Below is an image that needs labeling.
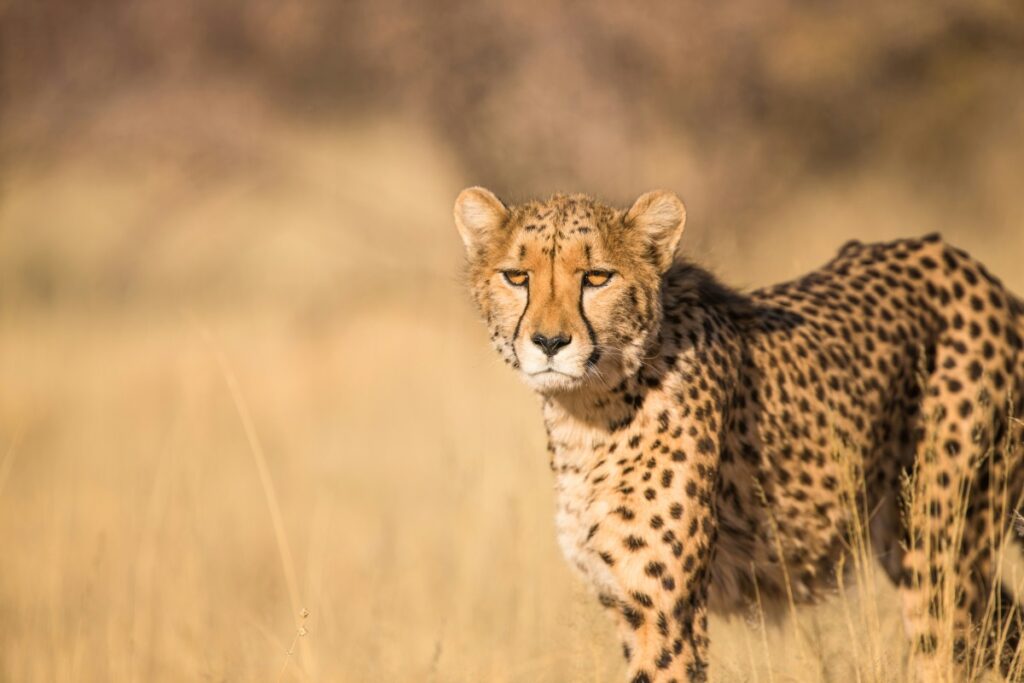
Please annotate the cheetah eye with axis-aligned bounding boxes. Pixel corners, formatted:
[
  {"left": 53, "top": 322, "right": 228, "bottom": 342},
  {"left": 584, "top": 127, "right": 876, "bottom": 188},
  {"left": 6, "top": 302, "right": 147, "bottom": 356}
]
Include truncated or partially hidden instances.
[
  {"left": 503, "top": 270, "right": 529, "bottom": 287},
  {"left": 583, "top": 270, "right": 614, "bottom": 288}
]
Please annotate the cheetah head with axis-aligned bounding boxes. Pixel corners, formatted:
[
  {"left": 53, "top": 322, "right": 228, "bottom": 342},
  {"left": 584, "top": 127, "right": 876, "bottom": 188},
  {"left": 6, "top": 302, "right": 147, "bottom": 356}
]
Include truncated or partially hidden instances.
[{"left": 454, "top": 188, "right": 686, "bottom": 394}]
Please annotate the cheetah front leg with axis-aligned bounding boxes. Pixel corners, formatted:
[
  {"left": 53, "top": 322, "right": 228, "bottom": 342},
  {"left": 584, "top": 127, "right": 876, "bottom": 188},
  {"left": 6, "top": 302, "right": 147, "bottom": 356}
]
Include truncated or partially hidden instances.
[
  {"left": 599, "top": 454, "right": 719, "bottom": 682},
  {"left": 606, "top": 531, "right": 715, "bottom": 683}
]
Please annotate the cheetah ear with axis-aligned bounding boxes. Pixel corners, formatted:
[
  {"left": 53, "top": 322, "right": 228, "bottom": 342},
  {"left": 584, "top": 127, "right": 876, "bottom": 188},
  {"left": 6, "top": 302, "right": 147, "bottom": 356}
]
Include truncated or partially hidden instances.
[
  {"left": 454, "top": 187, "right": 509, "bottom": 256},
  {"left": 625, "top": 190, "right": 687, "bottom": 272}
]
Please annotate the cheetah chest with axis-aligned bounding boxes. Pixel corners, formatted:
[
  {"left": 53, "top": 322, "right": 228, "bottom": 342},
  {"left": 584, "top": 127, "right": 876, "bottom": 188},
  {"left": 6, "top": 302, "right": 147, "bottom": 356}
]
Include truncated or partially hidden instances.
[{"left": 552, "top": 464, "right": 620, "bottom": 597}]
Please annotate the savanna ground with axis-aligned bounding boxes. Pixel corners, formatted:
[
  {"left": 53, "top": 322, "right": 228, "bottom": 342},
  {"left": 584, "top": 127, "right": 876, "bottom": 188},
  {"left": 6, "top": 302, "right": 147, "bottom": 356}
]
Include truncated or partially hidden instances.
[
  {"left": 2, "top": 97, "right": 1024, "bottom": 682},
  {"left": 3, "top": 3, "right": 1024, "bottom": 680}
]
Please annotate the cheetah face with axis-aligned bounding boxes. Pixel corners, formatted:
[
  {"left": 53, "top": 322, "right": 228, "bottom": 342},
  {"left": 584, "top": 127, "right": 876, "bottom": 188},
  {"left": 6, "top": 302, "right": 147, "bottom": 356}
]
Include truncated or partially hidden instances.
[{"left": 454, "top": 188, "right": 686, "bottom": 394}]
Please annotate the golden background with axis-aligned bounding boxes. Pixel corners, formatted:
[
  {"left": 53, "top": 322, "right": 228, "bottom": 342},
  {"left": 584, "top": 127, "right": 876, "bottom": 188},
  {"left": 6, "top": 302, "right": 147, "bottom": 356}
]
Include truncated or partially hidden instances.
[{"left": 2, "top": 2, "right": 1024, "bottom": 680}]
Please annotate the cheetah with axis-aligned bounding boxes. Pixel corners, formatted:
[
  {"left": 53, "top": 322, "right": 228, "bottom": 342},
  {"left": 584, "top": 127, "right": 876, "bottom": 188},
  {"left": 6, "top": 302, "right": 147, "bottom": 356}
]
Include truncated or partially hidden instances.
[{"left": 453, "top": 187, "right": 1024, "bottom": 682}]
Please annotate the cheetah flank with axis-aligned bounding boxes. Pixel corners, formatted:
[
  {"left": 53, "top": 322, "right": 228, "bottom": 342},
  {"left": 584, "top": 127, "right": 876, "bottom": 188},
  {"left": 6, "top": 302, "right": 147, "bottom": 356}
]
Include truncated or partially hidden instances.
[{"left": 453, "top": 188, "right": 1024, "bottom": 682}]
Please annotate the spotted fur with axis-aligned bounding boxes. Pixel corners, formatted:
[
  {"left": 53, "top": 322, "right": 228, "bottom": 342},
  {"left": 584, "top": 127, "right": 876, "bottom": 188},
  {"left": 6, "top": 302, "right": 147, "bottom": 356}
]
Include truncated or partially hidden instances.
[{"left": 454, "top": 188, "right": 1024, "bottom": 682}]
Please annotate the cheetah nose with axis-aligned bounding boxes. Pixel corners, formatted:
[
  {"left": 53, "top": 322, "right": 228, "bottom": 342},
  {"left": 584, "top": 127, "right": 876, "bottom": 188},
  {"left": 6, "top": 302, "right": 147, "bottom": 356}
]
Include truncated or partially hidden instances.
[{"left": 531, "top": 332, "right": 572, "bottom": 357}]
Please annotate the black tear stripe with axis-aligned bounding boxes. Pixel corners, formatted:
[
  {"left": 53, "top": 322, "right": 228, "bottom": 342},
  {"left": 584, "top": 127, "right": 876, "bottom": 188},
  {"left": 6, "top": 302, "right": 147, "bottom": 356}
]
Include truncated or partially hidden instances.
[
  {"left": 579, "top": 284, "right": 601, "bottom": 367},
  {"left": 511, "top": 281, "right": 531, "bottom": 367}
]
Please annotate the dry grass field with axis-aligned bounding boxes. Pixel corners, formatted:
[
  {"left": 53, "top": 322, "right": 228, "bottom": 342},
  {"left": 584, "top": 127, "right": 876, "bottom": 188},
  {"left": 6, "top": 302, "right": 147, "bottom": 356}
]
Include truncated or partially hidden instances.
[
  {"left": 3, "top": 3, "right": 1024, "bottom": 679},
  {"left": 1, "top": 98, "right": 1023, "bottom": 681}
]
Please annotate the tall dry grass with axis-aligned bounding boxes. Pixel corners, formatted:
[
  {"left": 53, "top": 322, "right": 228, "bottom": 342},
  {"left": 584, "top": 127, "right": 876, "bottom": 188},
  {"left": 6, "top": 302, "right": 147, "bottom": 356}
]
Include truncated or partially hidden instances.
[{"left": 1, "top": 106, "right": 1024, "bottom": 681}]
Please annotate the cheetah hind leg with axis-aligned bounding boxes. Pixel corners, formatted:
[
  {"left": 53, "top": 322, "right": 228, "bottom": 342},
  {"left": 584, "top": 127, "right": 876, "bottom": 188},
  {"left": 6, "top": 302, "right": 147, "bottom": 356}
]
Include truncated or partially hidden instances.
[
  {"left": 903, "top": 513, "right": 1024, "bottom": 677},
  {"left": 896, "top": 501, "right": 1024, "bottom": 681},
  {"left": 894, "top": 369, "right": 1024, "bottom": 679},
  {"left": 982, "top": 370, "right": 1024, "bottom": 677},
  {"left": 954, "top": 516, "right": 1024, "bottom": 680},
  {"left": 984, "top": 584, "right": 1024, "bottom": 679}
]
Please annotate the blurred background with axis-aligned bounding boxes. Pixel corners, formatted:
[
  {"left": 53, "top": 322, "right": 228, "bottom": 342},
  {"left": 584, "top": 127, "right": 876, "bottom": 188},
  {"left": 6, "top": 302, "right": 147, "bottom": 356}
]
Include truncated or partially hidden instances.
[{"left": 2, "top": 2, "right": 1024, "bottom": 681}]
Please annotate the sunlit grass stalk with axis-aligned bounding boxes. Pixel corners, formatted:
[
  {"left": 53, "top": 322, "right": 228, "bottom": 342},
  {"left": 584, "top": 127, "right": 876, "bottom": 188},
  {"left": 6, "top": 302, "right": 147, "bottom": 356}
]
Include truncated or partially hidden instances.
[
  {"left": 750, "top": 566, "right": 776, "bottom": 683},
  {"left": 0, "top": 426, "right": 24, "bottom": 500},
  {"left": 195, "top": 319, "right": 312, "bottom": 678},
  {"left": 834, "top": 555, "right": 864, "bottom": 683},
  {"left": 830, "top": 436, "right": 886, "bottom": 682}
]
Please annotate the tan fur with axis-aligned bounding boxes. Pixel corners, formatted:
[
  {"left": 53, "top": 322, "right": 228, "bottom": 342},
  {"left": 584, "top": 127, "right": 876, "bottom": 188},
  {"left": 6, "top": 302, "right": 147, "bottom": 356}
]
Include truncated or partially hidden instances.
[{"left": 455, "top": 190, "right": 1024, "bottom": 682}]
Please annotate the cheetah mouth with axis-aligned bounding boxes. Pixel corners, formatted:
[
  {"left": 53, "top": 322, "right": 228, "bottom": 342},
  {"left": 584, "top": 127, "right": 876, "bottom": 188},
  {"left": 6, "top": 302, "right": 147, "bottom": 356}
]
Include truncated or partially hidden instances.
[
  {"left": 528, "top": 369, "right": 582, "bottom": 379},
  {"left": 525, "top": 368, "right": 589, "bottom": 392}
]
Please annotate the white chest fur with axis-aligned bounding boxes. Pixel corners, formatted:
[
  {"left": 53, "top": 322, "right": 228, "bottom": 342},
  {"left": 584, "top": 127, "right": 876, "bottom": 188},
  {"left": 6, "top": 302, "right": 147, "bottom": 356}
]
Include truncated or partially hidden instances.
[{"left": 545, "top": 408, "right": 620, "bottom": 599}]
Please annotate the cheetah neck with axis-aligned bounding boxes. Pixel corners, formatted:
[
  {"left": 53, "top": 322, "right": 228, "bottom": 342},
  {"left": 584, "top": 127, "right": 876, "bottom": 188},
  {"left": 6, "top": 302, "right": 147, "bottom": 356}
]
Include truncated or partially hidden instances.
[
  {"left": 543, "top": 395, "right": 618, "bottom": 468},
  {"left": 540, "top": 367, "right": 650, "bottom": 471}
]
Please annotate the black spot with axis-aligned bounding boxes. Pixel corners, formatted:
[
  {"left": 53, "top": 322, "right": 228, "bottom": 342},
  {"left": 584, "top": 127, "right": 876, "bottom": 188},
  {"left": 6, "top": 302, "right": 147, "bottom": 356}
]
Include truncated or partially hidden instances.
[
  {"left": 965, "top": 360, "right": 982, "bottom": 381},
  {"left": 646, "top": 561, "right": 666, "bottom": 578},
  {"left": 632, "top": 591, "right": 654, "bottom": 608},
  {"left": 623, "top": 606, "right": 645, "bottom": 629},
  {"left": 645, "top": 612, "right": 665, "bottom": 642},
  {"left": 625, "top": 535, "right": 647, "bottom": 550},
  {"left": 918, "top": 633, "right": 938, "bottom": 654}
]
